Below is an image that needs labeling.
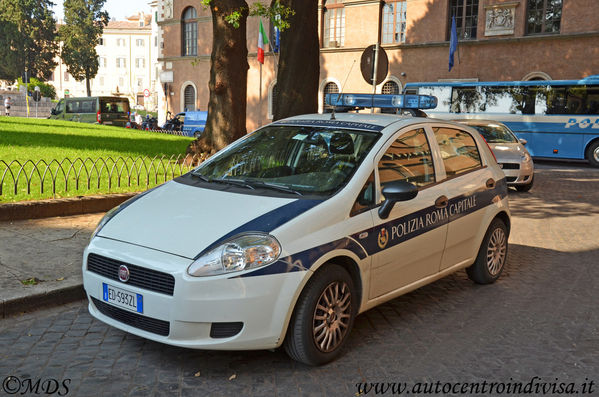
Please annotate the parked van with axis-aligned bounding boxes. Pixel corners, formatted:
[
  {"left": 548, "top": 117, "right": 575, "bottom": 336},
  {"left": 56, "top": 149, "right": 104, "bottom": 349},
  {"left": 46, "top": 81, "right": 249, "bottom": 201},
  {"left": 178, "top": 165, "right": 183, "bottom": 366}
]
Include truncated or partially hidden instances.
[
  {"left": 163, "top": 111, "right": 207, "bottom": 137},
  {"left": 49, "top": 96, "right": 130, "bottom": 127}
]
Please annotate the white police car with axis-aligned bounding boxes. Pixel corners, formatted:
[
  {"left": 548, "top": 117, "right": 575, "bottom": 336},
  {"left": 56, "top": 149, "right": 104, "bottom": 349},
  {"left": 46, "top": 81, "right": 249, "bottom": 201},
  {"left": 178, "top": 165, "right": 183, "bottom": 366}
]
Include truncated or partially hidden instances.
[{"left": 83, "top": 94, "right": 510, "bottom": 365}]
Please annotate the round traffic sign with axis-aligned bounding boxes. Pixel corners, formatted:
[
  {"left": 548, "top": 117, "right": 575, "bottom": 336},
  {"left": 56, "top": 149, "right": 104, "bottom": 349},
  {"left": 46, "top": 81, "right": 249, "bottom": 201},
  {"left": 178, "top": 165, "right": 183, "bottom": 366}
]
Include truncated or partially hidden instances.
[
  {"left": 360, "top": 45, "right": 389, "bottom": 86},
  {"left": 143, "top": 89, "right": 150, "bottom": 97}
]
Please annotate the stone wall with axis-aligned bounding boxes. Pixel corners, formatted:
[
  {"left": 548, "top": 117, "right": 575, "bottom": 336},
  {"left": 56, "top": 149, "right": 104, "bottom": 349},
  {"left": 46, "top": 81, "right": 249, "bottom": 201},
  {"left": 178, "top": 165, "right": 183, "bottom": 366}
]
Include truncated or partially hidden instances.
[{"left": 0, "top": 91, "right": 55, "bottom": 119}]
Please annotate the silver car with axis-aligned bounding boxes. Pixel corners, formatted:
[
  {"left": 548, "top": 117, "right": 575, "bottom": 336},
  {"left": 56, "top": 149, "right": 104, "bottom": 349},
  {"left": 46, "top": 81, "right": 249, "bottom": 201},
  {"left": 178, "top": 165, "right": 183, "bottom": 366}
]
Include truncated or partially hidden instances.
[{"left": 457, "top": 120, "right": 534, "bottom": 192}]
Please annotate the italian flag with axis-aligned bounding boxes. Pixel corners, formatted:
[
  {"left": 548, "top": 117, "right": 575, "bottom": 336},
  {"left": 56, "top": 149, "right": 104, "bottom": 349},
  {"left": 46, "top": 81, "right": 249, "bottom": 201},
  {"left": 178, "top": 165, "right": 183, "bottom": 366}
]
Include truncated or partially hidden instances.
[{"left": 257, "top": 19, "right": 268, "bottom": 64}]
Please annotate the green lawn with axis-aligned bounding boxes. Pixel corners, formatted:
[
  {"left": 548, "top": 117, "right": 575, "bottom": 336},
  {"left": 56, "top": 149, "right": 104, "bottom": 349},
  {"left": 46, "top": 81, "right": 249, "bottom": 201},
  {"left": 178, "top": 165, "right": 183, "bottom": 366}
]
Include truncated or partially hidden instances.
[{"left": 0, "top": 117, "right": 196, "bottom": 202}]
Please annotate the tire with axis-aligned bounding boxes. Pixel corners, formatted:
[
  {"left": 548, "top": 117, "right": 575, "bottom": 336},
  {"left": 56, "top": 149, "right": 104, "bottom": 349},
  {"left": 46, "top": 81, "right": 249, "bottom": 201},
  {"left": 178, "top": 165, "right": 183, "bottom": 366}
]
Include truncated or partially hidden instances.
[
  {"left": 515, "top": 175, "right": 534, "bottom": 192},
  {"left": 284, "top": 264, "right": 357, "bottom": 366},
  {"left": 586, "top": 141, "right": 599, "bottom": 168},
  {"left": 467, "top": 218, "right": 508, "bottom": 284}
]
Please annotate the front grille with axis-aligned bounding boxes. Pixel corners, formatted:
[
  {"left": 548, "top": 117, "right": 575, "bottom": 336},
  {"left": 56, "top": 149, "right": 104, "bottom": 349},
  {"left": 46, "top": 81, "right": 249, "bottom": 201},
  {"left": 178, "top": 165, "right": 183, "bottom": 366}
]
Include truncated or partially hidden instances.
[
  {"left": 87, "top": 253, "right": 175, "bottom": 296},
  {"left": 210, "top": 322, "right": 244, "bottom": 338},
  {"left": 92, "top": 297, "right": 170, "bottom": 336},
  {"left": 506, "top": 176, "right": 518, "bottom": 183},
  {"left": 500, "top": 163, "right": 520, "bottom": 170}
]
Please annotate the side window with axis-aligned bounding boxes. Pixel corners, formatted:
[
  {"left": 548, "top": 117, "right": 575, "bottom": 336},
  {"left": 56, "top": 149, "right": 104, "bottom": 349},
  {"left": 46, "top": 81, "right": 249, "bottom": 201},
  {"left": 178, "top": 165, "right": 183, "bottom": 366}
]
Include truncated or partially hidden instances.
[
  {"left": 433, "top": 127, "right": 482, "bottom": 177},
  {"left": 55, "top": 100, "right": 64, "bottom": 113},
  {"left": 378, "top": 128, "right": 436, "bottom": 190},
  {"left": 351, "top": 172, "right": 375, "bottom": 216},
  {"left": 66, "top": 101, "right": 79, "bottom": 113},
  {"left": 80, "top": 99, "right": 94, "bottom": 113}
]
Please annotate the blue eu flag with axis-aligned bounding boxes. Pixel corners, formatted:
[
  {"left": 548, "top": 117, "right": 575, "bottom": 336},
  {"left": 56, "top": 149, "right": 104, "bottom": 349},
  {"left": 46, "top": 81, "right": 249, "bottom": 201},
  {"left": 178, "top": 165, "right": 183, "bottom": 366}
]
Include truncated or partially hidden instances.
[{"left": 449, "top": 16, "right": 458, "bottom": 71}]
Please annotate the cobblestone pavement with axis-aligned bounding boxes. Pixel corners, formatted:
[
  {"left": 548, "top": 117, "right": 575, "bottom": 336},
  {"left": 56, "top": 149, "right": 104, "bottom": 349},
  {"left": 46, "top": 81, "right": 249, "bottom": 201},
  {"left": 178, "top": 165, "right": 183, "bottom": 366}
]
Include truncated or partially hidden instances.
[{"left": 1, "top": 162, "right": 598, "bottom": 396}]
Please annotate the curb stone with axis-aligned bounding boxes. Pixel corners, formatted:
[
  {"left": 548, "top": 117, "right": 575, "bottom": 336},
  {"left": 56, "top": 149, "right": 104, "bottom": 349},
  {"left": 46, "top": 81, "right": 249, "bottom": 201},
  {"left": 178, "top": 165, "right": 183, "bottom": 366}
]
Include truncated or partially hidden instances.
[{"left": 1, "top": 284, "right": 85, "bottom": 319}]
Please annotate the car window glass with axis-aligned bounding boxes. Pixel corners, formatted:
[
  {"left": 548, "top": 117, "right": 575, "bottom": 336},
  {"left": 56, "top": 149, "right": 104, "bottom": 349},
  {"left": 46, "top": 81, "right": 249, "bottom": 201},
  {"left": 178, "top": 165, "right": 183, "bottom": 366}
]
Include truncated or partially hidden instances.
[
  {"left": 56, "top": 100, "right": 64, "bottom": 113},
  {"left": 433, "top": 127, "right": 482, "bottom": 177},
  {"left": 378, "top": 128, "right": 435, "bottom": 190},
  {"left": 471, "top": 124, "right": 517, "bottom": 143},
  {"left": 80, "top": 99, "right": 95, "bottom": 113},
  {"left": 66, "top": 101, "right": 79, "bottom": 113},
  {"left": 350, "top": 172, "right": 375, "bottom": 216}
]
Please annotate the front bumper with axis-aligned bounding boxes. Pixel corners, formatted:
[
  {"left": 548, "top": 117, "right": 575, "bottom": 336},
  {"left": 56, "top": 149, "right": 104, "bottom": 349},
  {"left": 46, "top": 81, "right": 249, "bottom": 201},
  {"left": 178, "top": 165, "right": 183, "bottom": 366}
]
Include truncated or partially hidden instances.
[
  {"left": 499, "top": 160, "right": 534, "bottom": 186},
  {"left": 83, "top": 237, "right": 305, "bottom": 350}
]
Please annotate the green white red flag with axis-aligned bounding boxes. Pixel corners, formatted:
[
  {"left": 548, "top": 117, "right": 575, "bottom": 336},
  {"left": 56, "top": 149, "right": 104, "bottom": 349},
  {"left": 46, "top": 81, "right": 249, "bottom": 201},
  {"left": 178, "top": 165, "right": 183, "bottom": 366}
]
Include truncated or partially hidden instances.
[{"left": 258, "top": 20, "right": 269, "bottom": 64}]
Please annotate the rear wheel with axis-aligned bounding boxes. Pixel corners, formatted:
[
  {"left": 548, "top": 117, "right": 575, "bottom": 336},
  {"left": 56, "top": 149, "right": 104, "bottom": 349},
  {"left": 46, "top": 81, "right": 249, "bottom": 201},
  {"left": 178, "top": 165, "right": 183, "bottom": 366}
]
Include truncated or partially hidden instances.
[
  {"left": 467, "top": 218, "right": 508, "bottom": 284},
  {"left": 284, "top": 264, "right": 356, "bottom": 366},
  {"left": 586, "top": 141, "right": 599, "bottom": 168}
]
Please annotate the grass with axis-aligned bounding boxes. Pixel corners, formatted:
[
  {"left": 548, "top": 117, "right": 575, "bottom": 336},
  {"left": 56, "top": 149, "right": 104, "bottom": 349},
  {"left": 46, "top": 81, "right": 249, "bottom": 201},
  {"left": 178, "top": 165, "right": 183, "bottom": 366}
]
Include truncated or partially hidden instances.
[{"left": 0, "top": 117, "right": 196, "bottom": 202}]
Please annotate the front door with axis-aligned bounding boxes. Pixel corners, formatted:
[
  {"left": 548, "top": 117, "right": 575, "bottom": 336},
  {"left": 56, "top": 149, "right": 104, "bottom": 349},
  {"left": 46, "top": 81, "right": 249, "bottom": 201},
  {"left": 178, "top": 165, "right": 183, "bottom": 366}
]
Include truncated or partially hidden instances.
[{"left": 368, "top": 126, "right": 448, "bottom": 299}]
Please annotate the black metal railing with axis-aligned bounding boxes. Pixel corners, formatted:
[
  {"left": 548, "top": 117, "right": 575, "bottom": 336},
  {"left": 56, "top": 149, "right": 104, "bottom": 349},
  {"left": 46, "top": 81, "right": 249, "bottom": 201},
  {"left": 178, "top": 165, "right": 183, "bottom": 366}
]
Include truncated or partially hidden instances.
[{"left": 0, "top": 153, "right": 208, "bottom": 201}]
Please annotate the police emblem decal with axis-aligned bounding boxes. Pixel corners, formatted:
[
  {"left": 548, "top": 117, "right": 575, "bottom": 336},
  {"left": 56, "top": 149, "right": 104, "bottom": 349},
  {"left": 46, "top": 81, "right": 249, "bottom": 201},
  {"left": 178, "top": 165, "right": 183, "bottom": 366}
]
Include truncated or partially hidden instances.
[
  {"left": 377, "top": 227, "right": 389, "bottom": 249},
  {"left": 118, "top": 265, "right": 130, "bottom": 282}
]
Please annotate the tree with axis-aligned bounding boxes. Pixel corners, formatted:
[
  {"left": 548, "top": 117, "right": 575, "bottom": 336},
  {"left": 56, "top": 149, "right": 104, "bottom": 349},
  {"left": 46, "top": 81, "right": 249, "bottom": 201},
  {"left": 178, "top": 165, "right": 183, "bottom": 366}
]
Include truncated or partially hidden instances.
[
  {"left": 59, "top": 0, "right": 109, "bottom": 97},
  {"left": 0, "top": 0, "right": 58, "bottom": 81},
  {"left": 271, "top": 0, "right": 319, "bottom": 120}
]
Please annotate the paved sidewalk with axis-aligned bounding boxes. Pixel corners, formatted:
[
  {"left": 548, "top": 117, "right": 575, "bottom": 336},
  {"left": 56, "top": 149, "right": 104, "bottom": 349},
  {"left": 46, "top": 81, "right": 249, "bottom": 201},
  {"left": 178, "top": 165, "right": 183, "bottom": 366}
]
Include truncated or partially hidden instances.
[{"left": 0, "top": 213, "right": 104, "bottom": 317}]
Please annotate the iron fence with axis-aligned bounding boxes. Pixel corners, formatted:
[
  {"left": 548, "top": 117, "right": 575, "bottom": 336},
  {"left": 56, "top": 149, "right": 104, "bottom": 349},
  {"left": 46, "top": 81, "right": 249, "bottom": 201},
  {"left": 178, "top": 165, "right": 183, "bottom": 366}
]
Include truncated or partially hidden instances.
[{"left": 0, "top": 154, "right": 208, "bottom": 201}]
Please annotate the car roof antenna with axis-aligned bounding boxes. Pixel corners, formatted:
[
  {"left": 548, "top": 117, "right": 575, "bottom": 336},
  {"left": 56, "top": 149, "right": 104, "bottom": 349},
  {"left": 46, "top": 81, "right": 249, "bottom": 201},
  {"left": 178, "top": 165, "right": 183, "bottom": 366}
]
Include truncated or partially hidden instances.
[{"left": 331, "top": 59, "right": 357, "bottom": 121}]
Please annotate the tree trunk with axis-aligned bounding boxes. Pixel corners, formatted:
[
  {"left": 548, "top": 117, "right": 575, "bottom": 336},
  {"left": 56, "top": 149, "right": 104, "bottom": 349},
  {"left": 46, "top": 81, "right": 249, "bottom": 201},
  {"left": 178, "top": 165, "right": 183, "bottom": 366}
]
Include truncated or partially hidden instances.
[
  {"left": 272, "top": 0, "right": 319, "bottom": 120},
  {"left": 187, "top": 0, "right": 249, "bottom": 156},
  {"left": 85, "top": 71, "right": 91, "bottom": 97}
]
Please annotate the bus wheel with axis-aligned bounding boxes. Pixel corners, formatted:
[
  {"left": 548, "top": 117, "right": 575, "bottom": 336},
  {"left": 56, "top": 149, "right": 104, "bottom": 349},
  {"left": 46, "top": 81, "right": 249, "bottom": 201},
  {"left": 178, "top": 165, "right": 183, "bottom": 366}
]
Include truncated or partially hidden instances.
[{"left": 586, "top": 141, "right": 599, "bottom": 168}]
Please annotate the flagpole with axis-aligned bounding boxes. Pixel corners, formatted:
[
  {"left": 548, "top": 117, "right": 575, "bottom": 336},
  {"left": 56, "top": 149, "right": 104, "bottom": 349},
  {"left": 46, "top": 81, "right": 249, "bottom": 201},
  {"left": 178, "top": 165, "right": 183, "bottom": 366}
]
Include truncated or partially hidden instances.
[{"left": 259, "top": 62, "right": 262, "bottom": 125}]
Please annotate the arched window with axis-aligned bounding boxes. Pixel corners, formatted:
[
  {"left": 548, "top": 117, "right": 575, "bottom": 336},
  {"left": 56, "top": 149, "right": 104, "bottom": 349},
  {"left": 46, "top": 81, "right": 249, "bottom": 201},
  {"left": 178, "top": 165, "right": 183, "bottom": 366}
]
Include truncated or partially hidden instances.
[
  {"left": 381, "top": 80, "right": 400, "bottom": 94},
  {"left": 323, "top": 81, "right": 340, "bottom": 111},
  {"left": 184, "top": 85, "right": 196, "bottom": 111},
  {"left": 182, "top": 7, "right": 197, "bottom": 56}
]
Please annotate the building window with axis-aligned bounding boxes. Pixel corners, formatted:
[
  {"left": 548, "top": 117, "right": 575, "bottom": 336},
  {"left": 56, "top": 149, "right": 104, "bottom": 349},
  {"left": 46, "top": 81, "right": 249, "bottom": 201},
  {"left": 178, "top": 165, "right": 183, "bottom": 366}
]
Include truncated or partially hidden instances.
[
  {"left": 381, "top": 80, "right": 400, "bottom": 94},
  {"left": 526, "top": 0, "right": 562, "bottom": 35},
  {"left": 323, "top": 81, "right": 340, "bottom": 111},
  {"left": 64, "top": 71, "right": 69, "bottom": 82},
  {"left": 268, "top": 81, "right": 279, "bottom": 119},
  {"left": 322, "top": 1, "right": 345, "bottom": 48},
  {"left": 135, "top": 58, "right": 145, "bottom": 68},
  {"left": 137, "top": 78, "right": 144, "bottom": 89},
  {"left": 116, "top": 58, "right": 126, "bottom": 68},
  {"left": 98, "top": 57, "right": 107, "bottom": 67},
  {"left": 99, "top": 38, "right": 104, "bottom": 45},
  {"left": 117, "top": 38, "right": 126, "bottom": 46},
  {"left": 136, "top": 38, "right": 145, "bottom": 47},
  {"left": 183, "top": 84, "right": 196, "bottom": 111},
  {"left": 182, "top": 7, "right": 198, "bottom": 56},
  {"left": 154, "top": 36, "right": 158, "bottom": 47},
  {"left": 449, "top": 0, "right": 479, "bottom": 40},
  {"left": 381, "top": 1, "right": 407, "bottom": 44}
]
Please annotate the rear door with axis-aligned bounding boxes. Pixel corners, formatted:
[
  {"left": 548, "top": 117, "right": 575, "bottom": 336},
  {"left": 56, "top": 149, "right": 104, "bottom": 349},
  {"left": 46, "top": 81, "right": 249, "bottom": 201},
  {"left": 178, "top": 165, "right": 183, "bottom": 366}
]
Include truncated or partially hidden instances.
[
  {"left": 99, "top": 98, "right": 130, "bottom": 126},
  {"left": 431, "top": 125, "right": 496, "bottom": 270}
]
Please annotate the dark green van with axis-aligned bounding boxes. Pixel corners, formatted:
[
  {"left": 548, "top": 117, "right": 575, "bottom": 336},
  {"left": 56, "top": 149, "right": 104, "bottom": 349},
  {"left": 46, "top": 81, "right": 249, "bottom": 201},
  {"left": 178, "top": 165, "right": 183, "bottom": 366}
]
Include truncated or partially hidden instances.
[{"left": 49, "top": 96, "right": 130, "bottom": 127}]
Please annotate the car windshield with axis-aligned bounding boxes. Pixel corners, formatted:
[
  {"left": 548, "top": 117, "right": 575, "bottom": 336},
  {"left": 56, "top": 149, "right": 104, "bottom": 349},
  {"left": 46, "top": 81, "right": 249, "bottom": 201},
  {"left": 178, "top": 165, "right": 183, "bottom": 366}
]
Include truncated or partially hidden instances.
[
  {"left": 471, "top": 124, "right": 518, "bottom": 143},
  {"left": 193, "top": 125, "right": 380, "bottom": 197}
]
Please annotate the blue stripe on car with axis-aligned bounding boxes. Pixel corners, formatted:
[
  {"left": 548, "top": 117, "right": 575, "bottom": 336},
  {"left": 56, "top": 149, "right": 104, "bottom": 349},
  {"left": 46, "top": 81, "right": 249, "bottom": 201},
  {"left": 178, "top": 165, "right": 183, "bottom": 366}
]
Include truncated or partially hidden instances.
[
  {"left": 238, "top": 179, "right": 508, "bottom": 278},
  {"left": 194, "top": 199, "right": 324, "bottom": 259}
]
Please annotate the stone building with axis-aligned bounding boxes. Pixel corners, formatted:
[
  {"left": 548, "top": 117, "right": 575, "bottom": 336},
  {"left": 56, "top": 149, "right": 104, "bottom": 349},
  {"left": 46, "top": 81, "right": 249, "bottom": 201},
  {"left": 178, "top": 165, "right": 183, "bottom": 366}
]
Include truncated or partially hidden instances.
[
  {"left": 157, "top": 0, "right": 599, "bottom": 130},
  {"left": 49, "top": 12, "right": 161, "bottom": 112}
]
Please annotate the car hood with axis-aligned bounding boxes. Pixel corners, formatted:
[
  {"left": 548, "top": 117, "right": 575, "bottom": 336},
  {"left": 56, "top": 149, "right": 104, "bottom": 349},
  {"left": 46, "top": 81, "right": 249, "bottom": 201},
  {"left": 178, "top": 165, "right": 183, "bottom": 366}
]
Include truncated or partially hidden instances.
[
  {"left": 488, "top": 142, "right": 527, "bottom": 163},
  {"left": 97, "top": 181, "right": 311, "bottom": 259}
]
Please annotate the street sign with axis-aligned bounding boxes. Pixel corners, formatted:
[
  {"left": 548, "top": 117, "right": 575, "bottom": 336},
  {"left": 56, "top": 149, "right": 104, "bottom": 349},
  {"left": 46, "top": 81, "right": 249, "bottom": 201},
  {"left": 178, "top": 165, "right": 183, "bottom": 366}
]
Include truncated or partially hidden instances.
[
  {"left": 360, "top": 45, "right": 389, "bottom": 86},
  {"left": 143, "top": 89, "right": 150, "bottom": 97}
]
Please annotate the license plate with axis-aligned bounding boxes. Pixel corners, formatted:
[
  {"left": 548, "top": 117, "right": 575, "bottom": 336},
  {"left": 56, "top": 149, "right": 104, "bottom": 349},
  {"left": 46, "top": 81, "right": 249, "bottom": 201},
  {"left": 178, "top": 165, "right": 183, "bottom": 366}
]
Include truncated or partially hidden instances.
[
  {"left": 102, "top": 283, "right": 143, "bottom": 313},
  {"left": 104, "top": 121, "right": 113, "bottom": 125}
]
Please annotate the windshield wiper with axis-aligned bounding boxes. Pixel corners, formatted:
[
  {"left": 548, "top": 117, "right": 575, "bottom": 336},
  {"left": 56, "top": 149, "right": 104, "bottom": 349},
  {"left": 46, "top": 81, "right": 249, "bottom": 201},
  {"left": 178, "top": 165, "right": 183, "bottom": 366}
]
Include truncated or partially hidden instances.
[
  {"left": 209, "top": 178, "right": 255, "bottom": 190},
  {"left": 246, "top": 181, "right": 303, "bottom": 196},
  {"left": 190, "top": 171, "right": 209, "bottom": 182}
]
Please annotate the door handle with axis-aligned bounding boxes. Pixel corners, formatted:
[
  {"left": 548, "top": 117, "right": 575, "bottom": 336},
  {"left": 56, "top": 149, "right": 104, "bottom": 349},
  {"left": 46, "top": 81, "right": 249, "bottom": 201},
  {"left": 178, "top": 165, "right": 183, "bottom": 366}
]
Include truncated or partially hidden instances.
[
  {"left": 486, "top": 178, "right": 496, "bottom": 189},
  {"left": 435, "top": 195, "right": 448, "bottom": 208}
]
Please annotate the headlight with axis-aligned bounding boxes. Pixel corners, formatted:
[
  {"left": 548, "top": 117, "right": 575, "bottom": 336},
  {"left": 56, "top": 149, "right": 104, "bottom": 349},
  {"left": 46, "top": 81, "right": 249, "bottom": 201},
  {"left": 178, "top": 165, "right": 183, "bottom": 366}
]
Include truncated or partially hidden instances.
[
  {"left": 188, "top": 233, "right": 281, "bottom": 277},
  {"left": 521, "top": 152, "right": 531, "bottom": 162}
]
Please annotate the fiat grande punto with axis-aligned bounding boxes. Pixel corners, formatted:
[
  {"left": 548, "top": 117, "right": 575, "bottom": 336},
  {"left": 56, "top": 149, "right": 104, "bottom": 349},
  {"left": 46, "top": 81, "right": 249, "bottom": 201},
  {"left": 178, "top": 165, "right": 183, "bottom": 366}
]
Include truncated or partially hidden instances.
[{"left": 83, "top": 95, "right": 511, "bottom": 365}]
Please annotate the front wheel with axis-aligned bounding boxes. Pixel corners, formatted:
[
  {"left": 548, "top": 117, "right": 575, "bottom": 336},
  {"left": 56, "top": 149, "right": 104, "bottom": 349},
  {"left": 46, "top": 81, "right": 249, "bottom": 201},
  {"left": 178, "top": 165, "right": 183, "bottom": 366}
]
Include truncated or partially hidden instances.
[
  {"left": 467, "top": 218, "right": 508, "bottom": 284},
  {"left": 284, "top": 264, "right": 356, "bottom": 366},
  {"left": 586, "top": 141, "right": 599, "bottom": 168}
]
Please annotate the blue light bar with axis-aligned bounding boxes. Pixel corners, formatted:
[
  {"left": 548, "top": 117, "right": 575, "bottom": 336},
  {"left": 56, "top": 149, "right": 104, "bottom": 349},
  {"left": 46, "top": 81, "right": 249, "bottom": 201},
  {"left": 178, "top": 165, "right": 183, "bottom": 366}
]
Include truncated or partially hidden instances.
[{"left": 325, "top": 93, "right": 438, "bottom": 110}]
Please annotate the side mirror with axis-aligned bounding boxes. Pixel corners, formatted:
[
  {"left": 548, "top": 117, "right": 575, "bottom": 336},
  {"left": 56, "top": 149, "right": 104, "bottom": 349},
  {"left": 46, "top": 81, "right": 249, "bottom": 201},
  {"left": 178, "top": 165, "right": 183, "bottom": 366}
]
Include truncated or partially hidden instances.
[
  {"left": 378, "top": 181, "right": 418, "bottom": 219},
  {"left": 519, "top": 138, "right": 527, "bottom": 146}
]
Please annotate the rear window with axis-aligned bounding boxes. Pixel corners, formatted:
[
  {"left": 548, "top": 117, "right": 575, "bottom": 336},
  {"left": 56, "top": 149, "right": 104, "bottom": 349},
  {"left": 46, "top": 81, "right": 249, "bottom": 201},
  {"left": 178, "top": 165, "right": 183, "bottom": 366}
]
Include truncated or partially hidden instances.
[{"left": 100, "top": 99, "right": 130, "bottom": 113}]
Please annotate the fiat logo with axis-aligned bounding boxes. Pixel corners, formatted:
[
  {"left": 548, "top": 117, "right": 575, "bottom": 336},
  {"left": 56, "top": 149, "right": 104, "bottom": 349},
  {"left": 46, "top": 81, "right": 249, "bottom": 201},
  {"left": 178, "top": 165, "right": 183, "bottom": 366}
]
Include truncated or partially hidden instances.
[{"left": 118, "top": 265, "right": 130, "bottom": 282}]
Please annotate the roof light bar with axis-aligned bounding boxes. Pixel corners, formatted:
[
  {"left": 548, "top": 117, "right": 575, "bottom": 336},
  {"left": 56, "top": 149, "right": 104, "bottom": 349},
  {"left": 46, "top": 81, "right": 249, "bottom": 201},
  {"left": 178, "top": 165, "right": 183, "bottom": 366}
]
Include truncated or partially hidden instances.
[{"left": 325, "top": 93, "right": 438, "bottom": 110}]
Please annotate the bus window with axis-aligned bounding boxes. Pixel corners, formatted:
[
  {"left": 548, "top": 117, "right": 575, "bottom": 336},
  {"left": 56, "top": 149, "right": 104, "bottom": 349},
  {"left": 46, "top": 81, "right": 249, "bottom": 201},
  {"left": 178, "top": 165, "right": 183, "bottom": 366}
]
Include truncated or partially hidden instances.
[
  {"left": 417, "top": 86, "right": 451, "bottom": 112},
  {"left": 451, "top": 87, "right": 484, "bottom": 113}
]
